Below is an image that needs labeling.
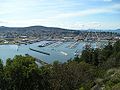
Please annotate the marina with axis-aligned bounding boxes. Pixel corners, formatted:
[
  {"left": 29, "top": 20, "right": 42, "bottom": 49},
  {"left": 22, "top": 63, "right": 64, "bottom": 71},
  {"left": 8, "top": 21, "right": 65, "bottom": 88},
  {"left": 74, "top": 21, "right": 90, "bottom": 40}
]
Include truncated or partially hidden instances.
[
  {"left": 38, "top": 41, "right": 56, "bottom": 47},
  {"left": 0, "top": 40, "right": 108, "bottom": 64},
  {"left": 68, "top": 41, "right": 80, "bottom": 48}
]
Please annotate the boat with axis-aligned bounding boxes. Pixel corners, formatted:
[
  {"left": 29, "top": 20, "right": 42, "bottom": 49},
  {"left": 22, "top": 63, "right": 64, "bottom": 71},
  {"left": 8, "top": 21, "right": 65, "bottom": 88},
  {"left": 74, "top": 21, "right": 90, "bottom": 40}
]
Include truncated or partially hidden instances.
[
  {"left": 25, "top": 54, "right": 29, "bottom": 56},
  {"left": 38, "top": 41, "right": 55, "bottom": 47},
  {"left": 60, "top": 51, "right": 68, "bottom": 56},
  {"left": 74, "top": 50, "right": 81, "bottom": 56}
]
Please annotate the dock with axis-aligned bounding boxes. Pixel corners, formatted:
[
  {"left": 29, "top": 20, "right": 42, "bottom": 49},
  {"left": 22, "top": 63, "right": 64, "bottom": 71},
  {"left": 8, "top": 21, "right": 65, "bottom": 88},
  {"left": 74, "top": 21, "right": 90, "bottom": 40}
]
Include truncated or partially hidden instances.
[
  {"left": 74, "top": 49, "right": 81, "bottom": 56},
  {"left": 38, "top": 41, "right": 56, "bottom": 47},
  {"left": 52, "top": 41, "right": 63, "bottom": 47},
  {"left": 68, "top": 41, "right": 79, "bottom": 48},
  {"left": 29, "top": 48, "right": 50, "bottom": 55}
]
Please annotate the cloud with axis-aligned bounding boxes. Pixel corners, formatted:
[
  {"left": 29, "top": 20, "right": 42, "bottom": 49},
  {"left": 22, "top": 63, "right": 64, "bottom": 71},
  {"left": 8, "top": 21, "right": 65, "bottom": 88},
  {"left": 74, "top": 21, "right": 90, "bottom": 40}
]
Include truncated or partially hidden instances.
[
  {"left": 0, "top": 18, "right": 58, "bottom": 27},
  {"left": 1, "top": 3, "right": 120, "bottom": 28},
  {"left": 104, "top": 0, "right": 112, "bottom": 2},
  {"left": 0, "top": 0, "right": 119, "bottom": 29},
  {"left": 91, "top": 0, "right": 112, "bottom": 2},
  {"left": 0, "top": 20, "right": 8, "bottom": 24},
  {"left": 67, "top": 22, "right": 102, "bottom": 29},
  {"left": 0, "top": 21, "right": 5, "bottom": 23},
  {"left": 55, "top": 9, "right": 109, "bottom": 18},
  {"left": 52, "top": 3, "right": 120, "bottom": 19},
  {"left": 65, "top": 21, "right": 120, "bottom": 30}
]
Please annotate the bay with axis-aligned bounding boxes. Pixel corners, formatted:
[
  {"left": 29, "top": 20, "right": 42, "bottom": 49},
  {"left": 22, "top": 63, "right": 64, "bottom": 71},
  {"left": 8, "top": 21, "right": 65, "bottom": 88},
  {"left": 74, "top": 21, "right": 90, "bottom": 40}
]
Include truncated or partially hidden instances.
[{"left": 0, "top": 41, "right": 108, "bottom": 64}]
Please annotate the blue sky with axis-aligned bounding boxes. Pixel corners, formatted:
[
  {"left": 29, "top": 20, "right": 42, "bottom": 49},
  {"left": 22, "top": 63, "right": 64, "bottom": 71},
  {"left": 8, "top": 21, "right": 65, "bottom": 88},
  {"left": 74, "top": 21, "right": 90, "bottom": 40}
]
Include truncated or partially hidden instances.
[{"left": 0, "top": 0, "right": 120, "bottom": 30}]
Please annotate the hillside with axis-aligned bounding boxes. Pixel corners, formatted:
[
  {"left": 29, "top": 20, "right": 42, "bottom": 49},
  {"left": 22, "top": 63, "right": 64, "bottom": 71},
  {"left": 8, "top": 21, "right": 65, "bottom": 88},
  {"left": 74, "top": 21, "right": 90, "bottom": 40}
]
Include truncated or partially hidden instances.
[
  {"left": 0, "top": 26, "right": 75, "bottom": 33},
  {"left": 0, "top": 26, "right": 120, "bottom": 34}
]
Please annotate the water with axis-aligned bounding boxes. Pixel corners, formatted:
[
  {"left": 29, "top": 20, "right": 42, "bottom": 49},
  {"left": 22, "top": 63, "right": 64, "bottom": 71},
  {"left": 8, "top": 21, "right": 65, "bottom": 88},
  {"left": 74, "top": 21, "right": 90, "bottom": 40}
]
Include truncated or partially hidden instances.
[{"left": 0, "top": 41, "right": 108, "bottom": 64}]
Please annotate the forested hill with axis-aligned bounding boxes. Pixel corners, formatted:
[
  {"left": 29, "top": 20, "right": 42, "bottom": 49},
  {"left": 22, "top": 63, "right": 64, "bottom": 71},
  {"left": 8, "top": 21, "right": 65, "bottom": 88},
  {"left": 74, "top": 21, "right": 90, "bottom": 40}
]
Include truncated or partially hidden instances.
[
  {"left": 0, "top": 26, "right": 120, "bottom": 34},
  {"left": 0, "top": 26, "right": 75, "bottom": 33}
]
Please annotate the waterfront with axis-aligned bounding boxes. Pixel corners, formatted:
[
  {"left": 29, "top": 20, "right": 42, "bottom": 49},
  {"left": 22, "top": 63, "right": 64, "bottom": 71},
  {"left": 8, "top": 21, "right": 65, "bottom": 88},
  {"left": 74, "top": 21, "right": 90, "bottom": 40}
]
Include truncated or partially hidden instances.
[{"left": 0, "top": 41, "right": 108, "bottom": 64}]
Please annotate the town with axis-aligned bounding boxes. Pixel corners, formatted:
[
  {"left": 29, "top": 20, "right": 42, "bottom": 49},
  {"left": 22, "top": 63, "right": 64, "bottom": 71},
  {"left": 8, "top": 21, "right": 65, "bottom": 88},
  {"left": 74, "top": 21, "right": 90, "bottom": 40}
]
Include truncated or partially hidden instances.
[{"left": 0, "top": 26, "right": 120, "bottom": 45}]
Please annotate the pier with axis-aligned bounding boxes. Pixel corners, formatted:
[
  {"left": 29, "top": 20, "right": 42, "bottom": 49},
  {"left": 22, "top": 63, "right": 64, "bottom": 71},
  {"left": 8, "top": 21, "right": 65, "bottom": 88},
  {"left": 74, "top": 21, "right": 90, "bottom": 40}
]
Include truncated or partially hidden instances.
[
  {"left": 68, "top": 41, "right": 79, "bottom": 48},
  {"left": 38, "top": 41, "right": 56, "bottom": 47},
  {"left": 74, "top": 49, "right": 81, "bottom": 56},
  {"left": 29, "top": 48, "right": 50, "bottom": 55},
  {"left": 52, "top": 41, "right": 63, "bottom": 47}
]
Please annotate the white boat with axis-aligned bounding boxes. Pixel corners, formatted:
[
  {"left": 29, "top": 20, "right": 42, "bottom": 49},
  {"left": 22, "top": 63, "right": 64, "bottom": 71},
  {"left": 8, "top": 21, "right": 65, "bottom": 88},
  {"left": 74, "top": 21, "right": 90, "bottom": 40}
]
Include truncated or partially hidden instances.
[{"left": 60, "top": 51, "right": 68, "bottom": 56}]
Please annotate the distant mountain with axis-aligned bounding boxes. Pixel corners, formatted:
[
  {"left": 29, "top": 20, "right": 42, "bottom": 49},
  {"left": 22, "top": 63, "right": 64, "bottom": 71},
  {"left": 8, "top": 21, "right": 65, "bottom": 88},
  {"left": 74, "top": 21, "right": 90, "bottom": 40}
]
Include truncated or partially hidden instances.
[
  {"left": 84, "top": 29, "right": 120, "bottom": 34},
  {"left": 0, "top": 25, "right": 74, "bottom": 31},
  {"left": 0, "top": 25, "right": 120, "bottom": 34},
  {"left": 101, "top": 29, "right": 120, "bottom": 34},
  {"left": 0, "top": 26, "right": 80, "bottom": 38},
  {"left": 110, "top": 29, "right": 120, "bottom": 33},
  {"left": 0, "top": 25, "right": 75, "bottom": 33}
]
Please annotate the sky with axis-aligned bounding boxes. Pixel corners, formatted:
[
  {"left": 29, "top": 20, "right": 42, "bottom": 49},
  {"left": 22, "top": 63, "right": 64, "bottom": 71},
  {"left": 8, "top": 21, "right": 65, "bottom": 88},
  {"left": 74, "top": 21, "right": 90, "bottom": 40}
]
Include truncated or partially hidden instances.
[{"left": 0, "top": 0, "right": 120, "bottom": 30}]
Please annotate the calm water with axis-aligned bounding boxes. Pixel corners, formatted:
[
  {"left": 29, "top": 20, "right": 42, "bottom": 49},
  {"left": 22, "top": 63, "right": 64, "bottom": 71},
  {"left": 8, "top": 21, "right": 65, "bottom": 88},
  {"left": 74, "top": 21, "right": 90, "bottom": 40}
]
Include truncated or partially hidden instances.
[{"left": 0, "top": 41, "right": 107, "bottom": 64}]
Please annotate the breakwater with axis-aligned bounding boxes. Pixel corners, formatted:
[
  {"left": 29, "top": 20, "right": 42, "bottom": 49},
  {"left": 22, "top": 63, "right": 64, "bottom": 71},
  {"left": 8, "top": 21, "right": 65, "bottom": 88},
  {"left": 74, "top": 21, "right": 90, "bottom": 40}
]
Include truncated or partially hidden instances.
[{"left": 29, "top": 48, "right": 50, "bottom": 55}]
